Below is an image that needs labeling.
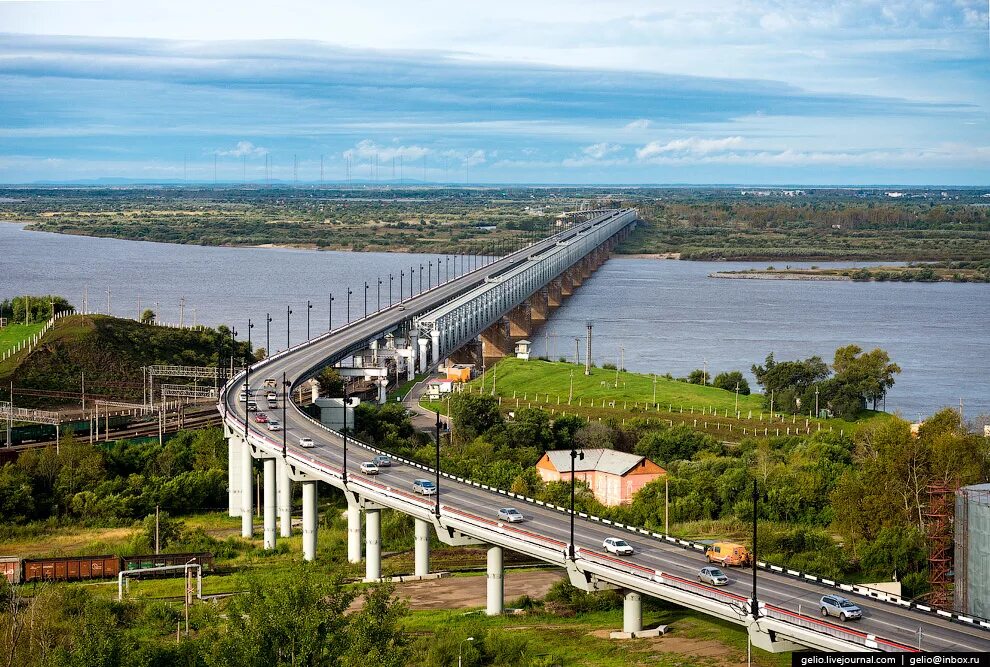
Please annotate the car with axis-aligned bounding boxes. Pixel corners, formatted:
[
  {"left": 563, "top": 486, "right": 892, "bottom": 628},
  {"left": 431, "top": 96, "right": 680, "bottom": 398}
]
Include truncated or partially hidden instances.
[
  {"left": 372, "top": 455, "right": 392, "bottom": 467},
  {"left": 246, "top": 400, "right": 259, "bottom": 412},
  {"left": 299, "top": 437, "right": 315, "bottom": 448},
  {"left": 263, "top": 378, "right": 277, "bottom": 388},
  {"left": 820, "top": 595, "right": 862, "bottom": 621},
  {"left": 497, "top": 508, "right": 524, "bottom": 523},
  {"left": 267, "top": 400, "right": 279, "bottom": 410},
  {"left": 698, "top": 566, "right": 729, "bottom": 586},
  {"left": 265, "top": 391, "right": 277, "bottom": 401},
  {"left": 705, "top": 542, "right": 751, "bottom": 567},
  {"left": 413, "top": 479, "right": 437, "bottom": 495},
  {"left": 267, "top": 420, "right": 282, "bottom": 431},
  {"left": 360, "top": 462, "right": 379, "bottom": 475},
  {"left": 254, "top": 413, "right": 269, "bottom": 423},
  {"left": 602, "top": 537, "right": 634, "bottom": 555},
  {"left": 238, "top": 391, "right": 248, "bottom": 401}
]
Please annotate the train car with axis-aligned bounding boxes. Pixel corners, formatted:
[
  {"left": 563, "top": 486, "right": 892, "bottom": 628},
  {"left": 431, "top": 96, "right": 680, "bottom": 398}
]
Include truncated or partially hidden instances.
[
  {"left": 121, "top": 552, "right": 214, "bottom": 578},
  {"left": 1, "top": 556, "right": 21, "bottom": 584},
  {"left": 22, "top": 555, "right": 120, "bottom": 582}
]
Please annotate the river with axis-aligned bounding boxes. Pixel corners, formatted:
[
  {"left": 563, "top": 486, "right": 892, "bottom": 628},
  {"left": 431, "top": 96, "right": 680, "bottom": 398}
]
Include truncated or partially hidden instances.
[{"left": 1, "top": 223, "right": 986, "bottom": 419}]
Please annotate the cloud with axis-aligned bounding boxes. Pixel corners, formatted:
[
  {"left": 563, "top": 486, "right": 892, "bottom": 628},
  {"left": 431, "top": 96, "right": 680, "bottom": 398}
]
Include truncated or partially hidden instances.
[
  {"left": 636, "top": 136, "right": 744, "bottom": 160},
  {"left": 217, "top": 141, "right": 266, "bottom": 157},
  {"left": 343, "top": 139, "right": 429, "bottom": 162},
  {"left": 623, "top": 119, "right": 651, "bottom": 130},
  {"left": 581, "top": 142, "right": 621, "bottom": 159}
]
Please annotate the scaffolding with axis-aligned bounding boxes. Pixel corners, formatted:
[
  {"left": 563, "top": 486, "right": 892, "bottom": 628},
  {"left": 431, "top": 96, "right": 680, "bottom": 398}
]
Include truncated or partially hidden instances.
[
  {"left": 926, "top": 483, "right": 954, "bottom": 609},
  {"left": 954, "top": 484, "right": 990, "bottom": 616}
]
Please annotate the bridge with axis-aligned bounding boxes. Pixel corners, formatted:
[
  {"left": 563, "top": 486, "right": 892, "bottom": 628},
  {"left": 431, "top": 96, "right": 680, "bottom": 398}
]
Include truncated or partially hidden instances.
[{"left": 218, "top": 209, "right": 990, "bottom": 654}]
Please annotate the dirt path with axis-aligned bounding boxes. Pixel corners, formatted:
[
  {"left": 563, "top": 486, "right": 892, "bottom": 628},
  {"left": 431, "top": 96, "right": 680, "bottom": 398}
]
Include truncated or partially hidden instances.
[{"left": 350, "top": 569, "right": 564, "bottom": 611}]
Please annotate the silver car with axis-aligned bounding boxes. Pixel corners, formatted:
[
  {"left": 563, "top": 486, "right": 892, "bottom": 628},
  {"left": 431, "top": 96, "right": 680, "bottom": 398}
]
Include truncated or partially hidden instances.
[
  {"left": 820, "top": 595, "right": 862, "bottom": 621},
  {"left": 497, "top": 508, "right": 524, "bottom": 523},
  {"left": 698, "top": 566, "right": 729, "bottom": 586},
  {"left": 603, "top": 537, "right": 634, "bottom": 555}
]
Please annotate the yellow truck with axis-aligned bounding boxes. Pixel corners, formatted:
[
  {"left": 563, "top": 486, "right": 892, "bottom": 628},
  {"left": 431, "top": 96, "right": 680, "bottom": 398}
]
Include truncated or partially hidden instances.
[{"left": 705, "top": 542, "right": 751, "bottom": 567}]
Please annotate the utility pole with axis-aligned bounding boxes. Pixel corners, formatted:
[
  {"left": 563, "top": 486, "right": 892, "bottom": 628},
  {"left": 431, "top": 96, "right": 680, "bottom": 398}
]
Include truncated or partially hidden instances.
[
  {"left": 155, "top": 505, "right": 160, "bottom": 554},
  {"left": 735, "top": 382, "right": 740, "bottom": 414},
  {"left": 584, "top": 321, "right": 593, "bottom": 376},
  {"left": 574, "top": 337, "right": 581, "bottom": 365},
  {"left": 751, "top": 479, "right": 759, "bottom": 619},
  {"left": 568, "top": 448, "right": 584, "bottom": 559},
  {"left": 286, "top": 306, "right": 292, "bottom": 349},
  {"left": 178, "top": 297, "right": 185, "bottom": 328},
  {"left": 653, "top": 374, "right": 657, "bottom": 403},
  {"left": 106, "top": 285, "right": 111, "bottom": 315},
  {"left": 703, "top": 358, "right": 708, "bottom": 386},
  {"left": 569, "top": 369, "right": 574, "bottom": 403},
  {"left": 434, "top": 410, "right": 442, "bottom": 518},
  {"left": 665, "top": 477, "right": 670, "bottom": 534}
]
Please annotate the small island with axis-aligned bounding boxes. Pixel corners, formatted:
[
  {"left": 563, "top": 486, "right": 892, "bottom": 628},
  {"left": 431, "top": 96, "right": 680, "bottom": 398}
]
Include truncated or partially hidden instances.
[{"left": 711, "top": 260, "right": 990, "bottom": 283}]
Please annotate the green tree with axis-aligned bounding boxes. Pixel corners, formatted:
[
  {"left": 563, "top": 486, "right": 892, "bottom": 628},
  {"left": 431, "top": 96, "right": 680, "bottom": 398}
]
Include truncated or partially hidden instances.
[
  {"left": 342, "top": 582, "right": 409, "bottom": 667},
  {"left": 315, "top": 367, "right": 345, "bottom": 396},
  {"left": 832, "top": 345, "right": 901, "bottom": 410},
  {"left": 686, "top": 369, "right": 709, "bottom": 385},
  {"left": 140, "top": 309, "right": 156, "bottom": 324},
  {"left": 712, "top": 371, "right": 750, "bottom": 395},
  {"left": 142, "top": 511, "right": 185, "bottom": 551},
  {"left": 449, "top": 394, "right": 502, "bottom": 444}
]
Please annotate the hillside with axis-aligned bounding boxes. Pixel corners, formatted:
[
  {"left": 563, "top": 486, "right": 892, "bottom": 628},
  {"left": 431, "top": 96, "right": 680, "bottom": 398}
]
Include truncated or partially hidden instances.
[{"left": 0, "top": 314, "right": 252, "bottom": 407}]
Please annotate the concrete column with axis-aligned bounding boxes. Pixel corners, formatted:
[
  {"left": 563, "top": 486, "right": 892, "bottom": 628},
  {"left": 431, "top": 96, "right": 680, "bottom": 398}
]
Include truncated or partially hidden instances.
[
  {"left": 407, "top": 328, "right": 418, "bottom": 379},
  {"left": 240, "top": 438, "right": 253, "bottom": 538},
  {"left": 417, "top": 338, "right": 429, "bottom": 373},
  {"left": 347, "top": 500, "right": 362, "bottom": 564},
  {"left": 365, "top": 508, "right": 381, "bottom": 581},
  {"left": 431, "top": 329, "right": 441, "bottom": 367},
  {"left": 377, "top": 379, "right": 388, "bottom": 405},
  {"left": 302, "top": 481, "right": 318, "bottom": 561},
  {"left": 414, "top": 518, "right": 430, "bottom": 577},
  {"left": 486, "top": 546, "right": 504, "bottom": 616},
  {"left": 623, "top": 591, "right": 642, "bottom": 634},
  {"left": 277, "top": 457, "right": 292, "bottom": 537},
  {"left": 228, "top": 437, "right": 242, "bottom": 517},
  {"left": 263, "top": 458, "right": 276, "bottom": 550}
]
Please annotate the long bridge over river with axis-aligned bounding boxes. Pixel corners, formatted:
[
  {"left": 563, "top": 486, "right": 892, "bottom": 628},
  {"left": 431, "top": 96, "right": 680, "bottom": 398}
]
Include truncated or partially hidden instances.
[{"left": 219, "top": 209, "right": 990, "bottom": 653}]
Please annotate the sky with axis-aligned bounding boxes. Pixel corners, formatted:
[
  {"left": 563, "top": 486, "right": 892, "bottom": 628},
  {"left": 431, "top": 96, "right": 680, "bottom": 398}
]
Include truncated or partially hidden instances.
[{"left": 0, "top": 0, "right": 988, "bottom": 185}]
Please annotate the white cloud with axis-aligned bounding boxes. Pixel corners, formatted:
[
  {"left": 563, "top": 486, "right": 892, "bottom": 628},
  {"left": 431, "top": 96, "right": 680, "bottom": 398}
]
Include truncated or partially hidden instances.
[
  {"left": 581, "top": 142, "right": 621, "bottom": 159},
  {"left": 343, "top": 139, "right": 429, "bottom": 162},
  {"left": 217, "top": 140, "right": 267, "bottom": 157},
  {"left": 636, "top": 136, "right": 744, "bottom": 160},
  {"left": 623, "top": 119, "right": 651, "bottom": 130}
]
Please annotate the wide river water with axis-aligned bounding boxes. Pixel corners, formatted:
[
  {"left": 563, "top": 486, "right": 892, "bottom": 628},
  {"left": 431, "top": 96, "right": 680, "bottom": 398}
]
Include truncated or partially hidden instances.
[{"left": 1, "top": 223, "right": 986, "bottom": 419}]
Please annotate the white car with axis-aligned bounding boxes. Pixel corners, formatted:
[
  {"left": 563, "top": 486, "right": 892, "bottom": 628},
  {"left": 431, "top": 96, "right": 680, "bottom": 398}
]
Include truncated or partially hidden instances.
[
  {"left": 603, "top": 537, "right": 634, "bottom": 556},
  {"left": 699, "top": 566, "right": 729, "bottom": 586},
  {"left": 360, "top": 462, "right": 379, "bottom": 475},
  {"left": 497, "top": 508, "right": 524, "bottom": 523},
  {"left": 298, "top": 437, "right": 315, "bottom": 448},
  {"left": 267, "top": 420, "right": 282, "bottom": 431}
]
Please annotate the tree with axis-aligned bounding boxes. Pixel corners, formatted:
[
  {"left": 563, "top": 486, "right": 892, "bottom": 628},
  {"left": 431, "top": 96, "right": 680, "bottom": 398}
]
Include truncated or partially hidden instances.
[
  {"left": 752, "top": 353, "right": 830, "bottom": 414},
  {"left": 832, "top": 345, "right": 900, "bottom": 410},
  {"left": 140, "top": 309, "right": 156, "bottom": 324},
  {"left": 341, "top": 582, "right": 409, "bottom": 667},
  {"left": 686, "top": 369, "right": 709, "bottom": 385},
  {"left": 315, "top": 367, "right": 344, "bottom": 396},
  {"left": 634, "top": 426, "right": 720, "bottom": 465},
  {"left": 573, "top": 421, "right": 618, "bottom": 450},
  {"left": 712, "top": 371, "right": 750, "bottom": 395},
  {"left": 142, "top": 511, "right": 184, "bottom": 551},
  {"left": 448, "top": 394, "right": 502, "bottom": 444}
]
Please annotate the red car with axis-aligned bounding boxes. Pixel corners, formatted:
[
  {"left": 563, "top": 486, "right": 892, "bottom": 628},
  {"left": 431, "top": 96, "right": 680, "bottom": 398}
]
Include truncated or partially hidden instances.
[{"left": 254, "top": 413, "right": 269, "bottom": 423}]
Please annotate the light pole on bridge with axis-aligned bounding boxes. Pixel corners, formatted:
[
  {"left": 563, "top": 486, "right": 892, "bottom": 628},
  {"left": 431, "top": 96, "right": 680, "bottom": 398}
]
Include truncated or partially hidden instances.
[
  {"left": 243, "top": 319, "right": 254, "bottom": 442},
  {"left": 400, "top": 271, "right": 404, "bottom": 301},
  {"left": 346, "top": 288, "right": 352, "bottom": 323},
  {"left": 435, "top": 410, "right": 442, "bottom": 519},
  {"left": 569, "top": 447, "right": 584, "bottom": 560},
  {"left": 306, "top": 300, "right": 312, "bottom": 341},
  {"left": 328, "top": 293, "right": 334, "bottom": 331},
  {"left": 377, "top": 278, "right": 382, "bottom": 312},
  {"left": 286, "top": 306, "right": 292, "bottom": 349},
  {"left": 265, "top": 313, "right": 272, "bottom": 357},
  {"left": 364, "top": 281, "right": 368, "bottom": 318}
]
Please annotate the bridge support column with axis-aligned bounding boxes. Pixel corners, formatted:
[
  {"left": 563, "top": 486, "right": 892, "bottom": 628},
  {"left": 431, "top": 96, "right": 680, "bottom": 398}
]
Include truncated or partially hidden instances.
[
  {"left": 302, "top": 480, "right": 318, "bottom": 561},
  {"left": 228, "top": 436, "right": 242, "bottom": 518},
  {"left": 365, "top": 508, "right": 382, "bottom": 581},
  {"left": 431, "top": 329, "right": 441, "bottom": 368},
  {"left": 547, "top": 280, "right": 562, "bottom": 307},
  {"left": 347, "top": 500, "right": 362, "bottom": 564},
  {"left": 507, "top": 304, "right": 531, "bottom": 339},
  {"left": 240, "top": 438, "right": 253, "bottom": 538},
  {"left": 418, "top": 337, "right": 429, "bottom": 373},
  {"left": 263, "top": 458, "right": 276, "bottom": 550},
  {"left": 480, "top": 320, "right": 512, "bottom": 362},
  {"left": 623, "top": 591, "right": 642, "bottom": 634},
  {"left": 277, "top": 457, "right": 291, "bottom": 537},
  {"left": 486, "top": 546, "right": 504, "bottom": 616},
  {"left": 407, "top": 328, "right": 418, "bottom": 380},
  {"left": 414, "top": 518, "right": 430, "bottom": 576},
  {"left": 528, "top": 289, "right": 549, "bottom": 323},
  {"left": 560, "top": 273, "right": 574, "bottom": 297}
]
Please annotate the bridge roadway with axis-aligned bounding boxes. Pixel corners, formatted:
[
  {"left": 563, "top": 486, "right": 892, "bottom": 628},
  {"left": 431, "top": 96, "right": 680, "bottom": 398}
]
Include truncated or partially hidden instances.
[{"left": 219, "top": 212, "right": 990, "bottom": 654}]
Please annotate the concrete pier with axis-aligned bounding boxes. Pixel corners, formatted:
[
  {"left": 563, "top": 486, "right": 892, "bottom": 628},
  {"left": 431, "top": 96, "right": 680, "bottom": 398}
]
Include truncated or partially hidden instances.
[
  {"left": 486, "top": 545, "right": 504, "bottom": 616},
  {"left": 414, "top": 518, "right": 430, "bottom": 576},
  {"left": 277, "top": 457, "right": 291, "bottom": 538},
  {"left": 240, "top": 438, "right": 253, "bottom": 538},
  {"left": 263, "top": 458, "right": 277, "bottom": 549},
  {"left": 365, "top": 508, "right": 381, "bottom": 581},
  {"left": 623, "top": 591, "right": 642, "bottom": 634},
  {"left": 302, "top": 481, "right": 318, "bottom": 561},
  {"left": 228, "top": 436, "right": 242, "bottom": 517},
  {"left": 347, "top": 500, "right": 362, "bottom": 564}
]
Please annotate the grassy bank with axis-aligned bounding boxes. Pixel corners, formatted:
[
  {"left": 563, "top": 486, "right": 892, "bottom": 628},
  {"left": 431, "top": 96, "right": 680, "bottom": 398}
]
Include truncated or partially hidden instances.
[{"left": 0, "top": 322, "right": 45, "bottom": 355}]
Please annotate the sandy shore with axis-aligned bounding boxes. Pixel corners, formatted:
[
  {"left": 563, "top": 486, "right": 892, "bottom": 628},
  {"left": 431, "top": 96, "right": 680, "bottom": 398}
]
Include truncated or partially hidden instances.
[{"left": 616, "top": 252, "right": 682, "bottom": 260}]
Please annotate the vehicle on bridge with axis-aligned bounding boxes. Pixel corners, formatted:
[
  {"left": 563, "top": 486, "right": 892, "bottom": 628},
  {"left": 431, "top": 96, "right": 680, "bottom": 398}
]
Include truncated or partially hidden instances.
[
  {"left": 266, "top": 419, "right": 281, "bottom": 431},
  {"left": 820, "top": 595, "right": 862, "bottom": 621},
  {"left": 705, "top": 542, "right": 751, "bottom": 567},
  {"left": 246, "top": 400, "right": 258, "bottom": 412},
  {"left": 263, "top": 378, "right": 277, "bottom": 388},
  {"left": 372, "top": 455, "right": 392, "bottom": 467},
  {"left": 497, "top": 508, "right": 524, "bottom": 523},
  {"left": 298, "top": 437, "right": 314, "bottom": 448},
  {"left": 699, "top": 566, "right": 729, "bottom": 586},
  {"left": 359, "top": 462, "right": 379, "bottom": 475},
  {"left": 603, "top": 537, "right": 634, "bottom": 555},
  {"left": 254, "top": 413, "right": 268, "bottom": 423},
  {"left": 413, "top": 479, "right": 436, "bottom": 495}
]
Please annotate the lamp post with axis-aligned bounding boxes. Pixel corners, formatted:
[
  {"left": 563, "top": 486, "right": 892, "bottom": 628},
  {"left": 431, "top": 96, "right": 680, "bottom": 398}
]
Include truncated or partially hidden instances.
[
  {"left": 243, "top": 319, "right": 254, "bottom": 441},
  {"left": 328, "top": 293, "right": 334, "bottom": 331},
  {"left": 399, "top": 271, "right": 404, "bottom": 301},
  {"left": 282, "top": 372, "right": 289, "bottom": 458},
  {"left": 364, "top": 281, "right": 368, "bottom": 318},
  {"left": 306, "top": 300, "right": 312, "bottom": 340},
  {"left": 286, "top": 306, "right": 292, "bottom": 349},
  {"left": 229, "top": 327, "right": 237, "bottom": 377},
  {"left": 434, "top": 410, "right": 442, "bottom": 518},
  {"left": 428, "top": 260, "right": 432, "bottom": 289},
  {"left": 751, "top": 479, "right": 759, "bottom": 619},
  {"left": 446, "top": 256, "right": 450, "bottom": 282},
  {"left": 265, "top": 313, "right": 272, "bottom": 356},
  {"left": 342, "top": 382, "right": 349, "bottom": 484},
  {"left": 346, "top": 288, "right": 352, "bottom": 323},
  {"left": 458, "top": 637, "right": 475, "bottom": 667},
  {"left": 377, "top": 278, "right": 382, "bottom": 311},
  {"left": 410, "top": 266, "right": 415, "bottom": 296},
  {"left": 389, "top": 274, "right": 393, "bottom": 306},
  {"left": 569, "top": 447, "right": 584, "bottom": 559},
  {"left": 419, "top": 263, "right": 424, "bottom": 294}
]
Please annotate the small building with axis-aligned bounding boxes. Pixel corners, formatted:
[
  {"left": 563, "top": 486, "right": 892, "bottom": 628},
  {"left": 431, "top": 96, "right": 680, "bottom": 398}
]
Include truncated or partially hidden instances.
[
  {"left": 515, "top": 339, "right": 532, "bottom": 360},
  {"left": 535, "top": 449, "right": 666, "bottom": 506},
  {"left": 446, "top": 364, "right": 474, "bottom": 383},
  {"left": 426, "top": 378, "right": 454, "bottom": 400},
  {"left": 313, "top": 396, "right": 360, "bottom": 431}
]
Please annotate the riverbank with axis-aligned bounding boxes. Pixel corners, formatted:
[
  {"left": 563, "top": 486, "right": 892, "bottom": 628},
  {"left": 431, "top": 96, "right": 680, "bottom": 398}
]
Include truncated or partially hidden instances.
[{"left": 710, "top": 262, "right": 990, "bottom": 283}]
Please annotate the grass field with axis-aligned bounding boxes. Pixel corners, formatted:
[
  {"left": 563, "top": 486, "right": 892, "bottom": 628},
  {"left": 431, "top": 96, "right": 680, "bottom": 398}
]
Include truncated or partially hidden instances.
[
  {"left": 0, "top": 322, "right": 44, "bottom": 355},
  {"left": 424, "top": 358, "right": 888, "bottom": 441}
]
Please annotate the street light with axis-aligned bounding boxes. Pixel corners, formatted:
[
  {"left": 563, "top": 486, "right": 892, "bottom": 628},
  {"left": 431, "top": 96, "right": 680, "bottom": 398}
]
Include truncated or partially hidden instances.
[
  {"left": 435, "top": 410, "right": 442, "bottom": 518},
  {"left": 342, "top": 382, "right": 349, "bottom": 483},
  {"left": 265, "top": 313, "right": 272, "bottom": 356},
  {"left": 306, "top": 300, "right": 312, "bottom": 340},
  {"left": 346, "top": 288, "right": 352, "bottom": 323},
  {"left": 286, "top": 306, "right": 292, "bottom": 349},
  {"left": 243, "top": 319, "right": 254, "bottom": 441},
  {"left": 364, "top": 281, "right": 368, "bottom": 318},
  {"left": 410, "top": 266, "right": 415, "bottom": 296},
  {"left": 419, "top": 263, "right": 424, "bottom": 293},
  {"left": 399, "top": 270, "right": 404, "bottom": 301},
  {"left": 389, "top": 274, "right": 394, "bottom": 306},
  {"left": 377, "top": 277, "right": 382, "bottom": 312},
  {"left": 458, "top": 637, "right": 475, "bottom": 667},
  {"left": 329, "top": 293, "right": 334, "bottom": 331},
  {"left": 282, "top": 372, "right": 289, "bottom": 458},
  {"left": 568, "top": 447, "right": 584, "bottom": 560}
]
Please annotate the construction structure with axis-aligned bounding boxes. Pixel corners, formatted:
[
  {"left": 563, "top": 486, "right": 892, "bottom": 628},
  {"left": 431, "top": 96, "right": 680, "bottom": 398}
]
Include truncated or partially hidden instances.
[
  {"left": 954, "top": 483, "right": 990, "bottom": 617},
  {"left": 925, "top": 483, "right": 954, "bottom": 609}
]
